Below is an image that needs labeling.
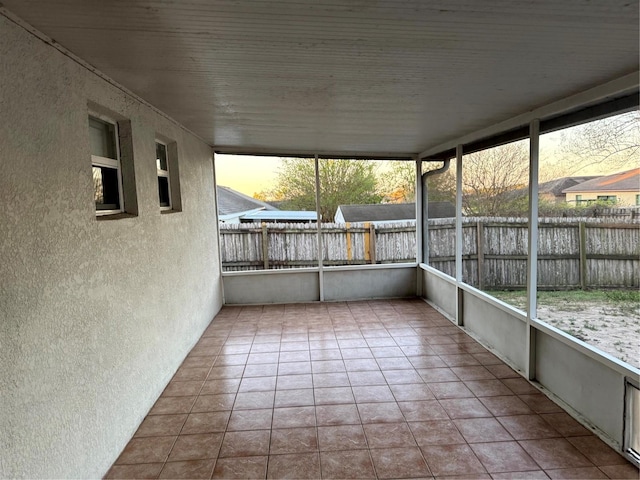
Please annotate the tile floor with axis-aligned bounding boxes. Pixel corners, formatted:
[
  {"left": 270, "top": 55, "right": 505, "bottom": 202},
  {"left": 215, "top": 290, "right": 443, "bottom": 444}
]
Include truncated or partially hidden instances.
[{"left": 105, "top": 299, "right": 639, "bottom": 479}]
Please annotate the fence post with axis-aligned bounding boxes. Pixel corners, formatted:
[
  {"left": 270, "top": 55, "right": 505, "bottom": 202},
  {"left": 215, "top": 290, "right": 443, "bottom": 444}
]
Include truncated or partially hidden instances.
[
  {"left": 261, "top": 222, "right": 269, "bottom": 270},
  {"left": 476, "top": 221, "right": 484, "bottom": 290},
  {"left": 364, "top": 222, "right": 370, "bottom": 262},
  {"left": 345, "top": 222, "right": 352, "bottom": 261},
  {"left": 579, "top": 221, "right": 587, "bottom": 290},
  {"left": 369, "top": 223, "right": 377, "bottom": 264}
]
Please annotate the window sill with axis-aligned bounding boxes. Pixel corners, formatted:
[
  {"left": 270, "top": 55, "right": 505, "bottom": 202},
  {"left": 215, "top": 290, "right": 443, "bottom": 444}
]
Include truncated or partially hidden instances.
[
  {"left": 161, "top": 209, "right": 182, "bottom": 215},
  {"left": 96, "top": 212, "right": 137, "bottom": 221}
]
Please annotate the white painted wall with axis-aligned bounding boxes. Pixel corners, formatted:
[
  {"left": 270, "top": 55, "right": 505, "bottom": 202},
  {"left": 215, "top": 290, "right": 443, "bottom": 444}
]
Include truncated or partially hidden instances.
[
  {"left": 462, "top": 291, "right": 528, "bottom": 370},
  {"left": 0, "top": 15, "right": 222, "bottom": 478},
  {"left": 224, "top": 270, "right": 321, "bottom": 304},
  {"left": 536, "top": 332, "right": 626, "bottom": 446},
  {"left": 421, "top": 266, "right": 457, "bottom": 319},
  {"left": 323, "top": 266, "right": 416, "bottom": 301},
  {"left": 222, "top": 265, "right": 417, "bottom": 305}
]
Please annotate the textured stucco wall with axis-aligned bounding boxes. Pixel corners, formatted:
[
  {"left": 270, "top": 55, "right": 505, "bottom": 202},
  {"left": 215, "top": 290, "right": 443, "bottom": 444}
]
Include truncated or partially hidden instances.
[{"left": 0, "top": 15, "right": 222, "bottom": 478}]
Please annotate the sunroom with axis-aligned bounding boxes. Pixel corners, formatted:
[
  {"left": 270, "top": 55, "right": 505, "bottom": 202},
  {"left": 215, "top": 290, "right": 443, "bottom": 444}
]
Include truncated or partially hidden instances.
[{"left": 1, "top": 1, "right": 638, "bottom": 478}]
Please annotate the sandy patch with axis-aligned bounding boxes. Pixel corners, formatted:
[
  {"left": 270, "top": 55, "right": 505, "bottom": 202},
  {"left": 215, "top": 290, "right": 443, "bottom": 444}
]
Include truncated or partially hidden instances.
[{"left": 536, "top": 304, "right": 640, "bottom": 369}]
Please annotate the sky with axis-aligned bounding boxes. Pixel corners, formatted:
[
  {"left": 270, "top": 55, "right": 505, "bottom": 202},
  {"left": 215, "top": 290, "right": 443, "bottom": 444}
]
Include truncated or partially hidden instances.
[
  {"left": 215, "top": 155, "right": 400, "bottom": 197},
  {"left": 215, "top": 154, "right": 282, "bottom": 197}
]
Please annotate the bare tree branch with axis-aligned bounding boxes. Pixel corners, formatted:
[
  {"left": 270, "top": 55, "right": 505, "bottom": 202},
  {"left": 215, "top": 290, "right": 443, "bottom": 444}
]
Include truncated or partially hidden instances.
[
  {"left": 462, "top": 142, "right": 529, "bottom": 216},
  {"left": 559, "top": 111, "right": 639, "bottom": 174}
]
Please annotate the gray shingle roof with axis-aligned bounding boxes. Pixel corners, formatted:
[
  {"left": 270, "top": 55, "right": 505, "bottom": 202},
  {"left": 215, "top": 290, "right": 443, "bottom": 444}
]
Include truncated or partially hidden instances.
[
  {"left": 562, "top": 168, "right": 640, "bottom": 193},
  {"left": 538, "top": 176, "right": 599, "bottom": 196},
  {"left": 217, "top": 186, "right": 279, "bottom": 215},
  {"left": 337, "top": 202, "right": 455, "bottom": 222}
]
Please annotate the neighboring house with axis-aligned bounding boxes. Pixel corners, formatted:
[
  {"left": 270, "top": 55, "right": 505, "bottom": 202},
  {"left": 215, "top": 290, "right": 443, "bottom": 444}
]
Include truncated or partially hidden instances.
[
  {"left": 217, "top": 186, "right": 317, "bottom": 223},
  {"left": 506, "top": 176, "right": 597, "bottom": 204},
  {"left": 335, "top": 202, "right": 455, "bottom": 225},
  {"left": 563, "top": 168, "right": 640, "bottom": 206},
  {"left": 217, "top": 185, "right": 279, "bottom": 223},
  {"left": 538, "top": 176, "right": 599, "bottom": 203}
]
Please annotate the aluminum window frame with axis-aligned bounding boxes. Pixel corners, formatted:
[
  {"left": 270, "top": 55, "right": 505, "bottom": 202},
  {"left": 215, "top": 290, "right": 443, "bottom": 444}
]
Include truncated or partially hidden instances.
[{"left": 155, "top": 139, "right": 172, "bottom": 211}]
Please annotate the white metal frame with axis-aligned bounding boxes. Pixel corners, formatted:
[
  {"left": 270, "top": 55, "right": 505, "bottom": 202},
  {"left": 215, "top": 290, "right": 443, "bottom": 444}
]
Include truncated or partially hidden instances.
[
  {"left": 624, "top": 376, "right": 640, "bottom": 467},
  {"left": 415, "top": 157, "right": 423, "bottom": 265},
  {"left": 314, "top": 154, "right": 324, "bottom": 301},
  {"left": 89, "top": 113, "right": 124, "bottom": 216},
  {"left": 454, "top": 145, "right": 464, "bottom": 326},
  {"left": 526, "top": 119, "right": 540, "bottom": 380}
]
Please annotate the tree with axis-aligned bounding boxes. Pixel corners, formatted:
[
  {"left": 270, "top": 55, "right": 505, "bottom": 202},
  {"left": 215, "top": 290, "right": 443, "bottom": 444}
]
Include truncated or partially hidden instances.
[
  {"left": 378, "top": 161, "right": 456, "bottom": 204},
  {"left": 378, "top": 162, "right": 415, "bottom": 203},
  {"left": 559, "top": 111, "right": 639, "bottom": 173},
  {"left": 462, "top": 142, "right": 529, "bottom": 216},
  {"left": 424, "top": 163, "right": 457, "bottom": 204},
  {"left": 268, "top": 158, "right": 382, "bottom": 221}
]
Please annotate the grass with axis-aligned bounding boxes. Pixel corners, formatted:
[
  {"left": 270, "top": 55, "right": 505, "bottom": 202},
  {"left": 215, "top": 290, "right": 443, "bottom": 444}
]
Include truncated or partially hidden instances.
[
  {"left": 604, "top": 289, "right": 640, "bottom": 303},
  {"left": 490, "top": 288, "right": 640, "bottom": 314}
]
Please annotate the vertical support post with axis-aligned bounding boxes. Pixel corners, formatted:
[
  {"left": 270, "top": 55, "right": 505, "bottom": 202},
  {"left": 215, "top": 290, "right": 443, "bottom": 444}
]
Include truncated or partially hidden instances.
[
  {"left": 476, "top": 220, "right": 484, "bottom": 290},
  {"left": 415, "top": 157, "right": 424, "bottom": 264},
  {"left": 423, "top": 163, "right": 430, "bottom": 265},
  {"left": 416, "top": 157, "right": 424, "bottom": 297},
  {"left": 314, "top": 155, "right": 324, "bottom": 301},
  {"left": 261, "top": 222, "right": 269, "bottom": 270},
  {"left": 212, "top": 150, "right": 226, "bottom": 305},
  {"left": 345, "top": 222, "right": 352, "bottom": 262},
  {"left": 579, "top": 221, "right": 587, "bottom": 290},
  {"left": 455, "top": 145, "right": 464, "bottom": 326},
  {"left": 526, "top": 119, "right": 540, "bottom": 381}
]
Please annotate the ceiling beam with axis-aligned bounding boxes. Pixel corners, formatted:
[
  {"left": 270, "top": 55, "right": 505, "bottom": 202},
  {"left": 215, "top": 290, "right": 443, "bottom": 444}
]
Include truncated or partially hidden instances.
[{"left": 214, "top": 146, "right": 415, "bottom": 161}]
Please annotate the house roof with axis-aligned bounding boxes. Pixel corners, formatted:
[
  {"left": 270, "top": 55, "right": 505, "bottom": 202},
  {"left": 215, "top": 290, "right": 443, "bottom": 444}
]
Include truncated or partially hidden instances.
[
  {"left": 562, "top": 168, "right": 640, "bottom": 193},
  {"left": 217, "top": 186, "right": 279, "bottom": 216},
  {"left": 538, "top": 176, "right": 599, "bottom": 197},
  {"left": 241, "top": 211, "right": 317, "bottom": 222},
  {"left": 337, "top": 202, "right": 454, "bottom": 223},
  {"left": 3, "top": 1, "right": 637, "bottom": 156}
]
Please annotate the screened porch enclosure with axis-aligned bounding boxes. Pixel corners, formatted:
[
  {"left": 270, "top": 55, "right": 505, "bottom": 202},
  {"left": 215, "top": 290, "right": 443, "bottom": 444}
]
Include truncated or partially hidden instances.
[
  {"left": 1, "top": 1, "right": 638, "bottom": 478},
  {"left": 217, "top": 94, "right": 640, "bottom": 472}
]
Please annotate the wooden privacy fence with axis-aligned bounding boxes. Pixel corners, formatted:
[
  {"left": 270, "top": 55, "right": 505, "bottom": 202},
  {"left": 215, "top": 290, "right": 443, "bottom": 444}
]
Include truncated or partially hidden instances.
[
  {"left": 428, "top": 217, "right": 640, "bottom": 289},
  {"left": 219, "top": 217, "right": 640, "bottom": 289},
  {"left": 219, "top": 222, "right": 416, "bottom": 270}
]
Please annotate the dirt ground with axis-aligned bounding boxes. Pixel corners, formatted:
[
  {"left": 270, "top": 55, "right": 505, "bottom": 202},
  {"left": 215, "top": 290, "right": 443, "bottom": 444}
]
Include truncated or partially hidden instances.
[
  {"left": 536, "top": 304, "right": 640, "bottom": 368},
  {"left": 490, "top": 290, "right": 640, "bottom": 369}
]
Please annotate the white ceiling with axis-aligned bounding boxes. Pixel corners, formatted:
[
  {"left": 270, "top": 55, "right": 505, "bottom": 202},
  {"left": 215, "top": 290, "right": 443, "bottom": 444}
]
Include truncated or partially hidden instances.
[{"left": 3, "top": 0, "right": 638, "bottom": 156}]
